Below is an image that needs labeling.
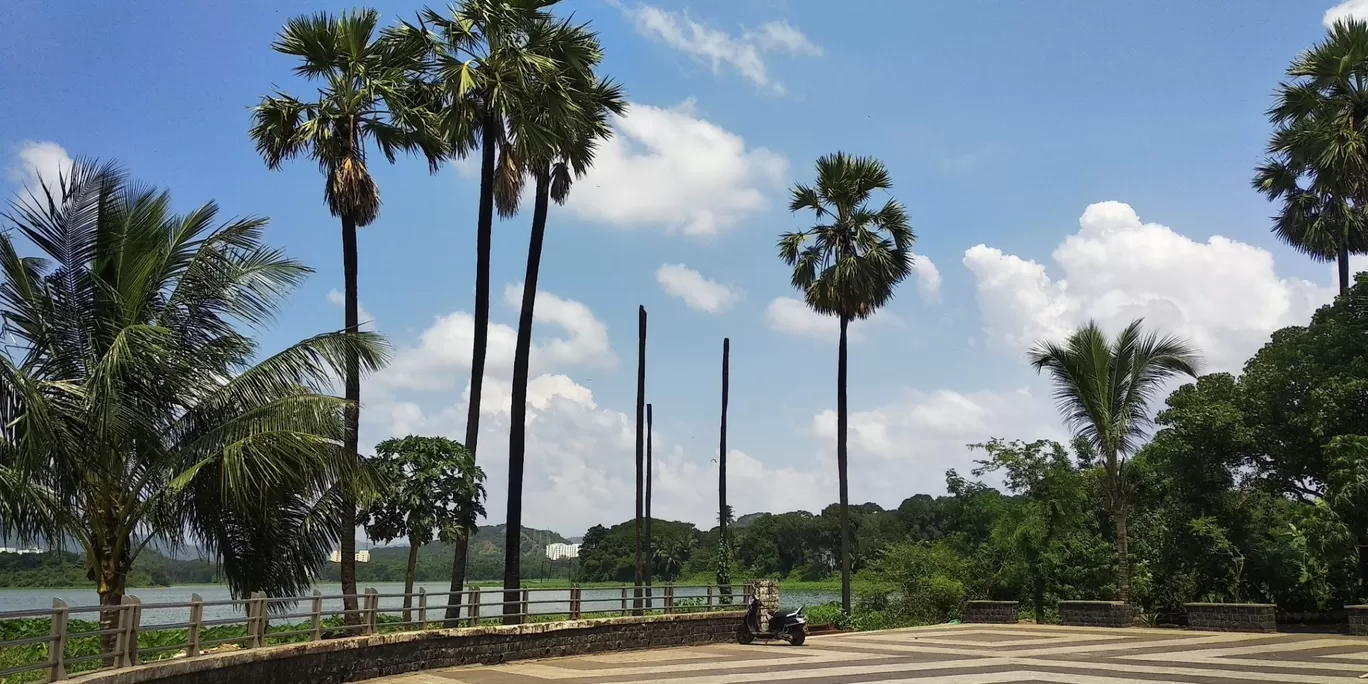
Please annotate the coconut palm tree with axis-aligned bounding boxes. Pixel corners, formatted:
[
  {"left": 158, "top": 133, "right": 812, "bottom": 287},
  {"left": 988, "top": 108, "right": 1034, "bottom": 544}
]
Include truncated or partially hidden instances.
[
  {"left": 777, "top": 153, "right": 915, "bottom": 615},
  {"left": 411, "top": 0, "right": 568, "bottom": 618},
  {"left": 1027, "top": 319, "right": 1199, "bottom": 605},
  {"left": 0, "top": 159, "right": 390, "bottom": 655},
  {"left": 1255, "top": 18, "right": 1368, "bottom": 294},
  {"left": 250, "top": 8, "right": 444, "bottom": 620}
]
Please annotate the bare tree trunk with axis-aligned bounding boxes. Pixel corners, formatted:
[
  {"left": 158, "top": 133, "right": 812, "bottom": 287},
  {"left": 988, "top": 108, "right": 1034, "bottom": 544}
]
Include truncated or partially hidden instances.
[
  {"left": 503, "top": 166, "right": 551, "bottom": 625},
  {"left": 645, "top": 403, "right": 653, "bottom": 608},
  {"left": 340, "top": 212, "right": 361, "bottom": 625},
  {"left": 1115, "top": 501, "right": 1130, "bottom": 605},
  {"left": 1339, "top": 243, "right": 1351, "bottom": 295},
  {"left": 450, "top": 111, "right": 499, "bottom": 623},
  {"left": 633, "top": 306, "right": 647, "bottom": 615},
  {"left": 837, "top": 315, "right": 851, "bottom": 616},
  {"left": 720, "top": 338, "right": 729, "bottom": 540},
  {"left": 403, "top": 534, "right": 420, "bottom": 624}
]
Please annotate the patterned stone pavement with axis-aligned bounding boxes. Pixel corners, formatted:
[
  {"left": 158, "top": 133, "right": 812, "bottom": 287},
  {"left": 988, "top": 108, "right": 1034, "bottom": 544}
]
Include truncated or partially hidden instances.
[{"left": 372, "top": 623, "right": 1368, "bottom": 683}]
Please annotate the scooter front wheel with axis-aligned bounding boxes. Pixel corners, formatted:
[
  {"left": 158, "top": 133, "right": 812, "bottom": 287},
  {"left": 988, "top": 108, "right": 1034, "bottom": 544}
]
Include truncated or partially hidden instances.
[
  {"left": 736, "top": 624, "right": 755, "bottom": 645},
  {"left": 787, "top": 627, "right": 806, "bottom": 646}
]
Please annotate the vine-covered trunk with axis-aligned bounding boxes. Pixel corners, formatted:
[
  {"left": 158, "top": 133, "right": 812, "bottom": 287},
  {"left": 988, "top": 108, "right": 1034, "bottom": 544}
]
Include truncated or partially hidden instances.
[
  {"left": 450, "top": 110, "right": 499, "bottom": 623},
  {"left": 403, "top": 534, "right": 420, "bottom": 624},
  {"left": 504, "top": 167, "right": 551, "bottom": 625},
  {"left": 340, "top": 212, "right": 360, "bottom": 624},
  {"left": 837, "top": 314, "right": 851, "bottom": 615},
  {"left": 1033, "top": 575, "right": 1046, "bottom": 625},
  {"left": 719, "top": 338, "right": 729, "bottom": 541}
]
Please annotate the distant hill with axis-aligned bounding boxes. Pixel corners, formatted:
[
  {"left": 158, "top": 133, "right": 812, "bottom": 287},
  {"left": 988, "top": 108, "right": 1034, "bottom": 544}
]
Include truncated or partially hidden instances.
[
  {"left": 733, "top": 512, "right": 767, "bottom": 528},
  {"left": 321, "top": 524, "right": 573, "bottom": 583}
]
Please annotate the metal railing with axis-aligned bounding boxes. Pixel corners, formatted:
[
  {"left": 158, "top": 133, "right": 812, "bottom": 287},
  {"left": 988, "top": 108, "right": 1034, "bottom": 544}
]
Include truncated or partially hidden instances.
[{"left": 0, "top": 583, "right": 750, "bottom": 683}]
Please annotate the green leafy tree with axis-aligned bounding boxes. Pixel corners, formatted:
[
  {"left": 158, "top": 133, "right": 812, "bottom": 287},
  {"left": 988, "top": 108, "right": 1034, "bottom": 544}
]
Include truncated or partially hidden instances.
[
  {"left": 0, "top": 160, "right": 388, "bottom": 653},
  {"left": 1254, "top": 19, "right": 1368, "bottom": 294},
  {"left": 653, "top": 533, "right": 696, "bottom": 581},
  {"left": 777, "top": 153, "right": 916, "bottom": 614},
  {"left": 362, "top": 436, "right": 486, "bottom": 622},
  {"left": 250, "top": 9, "right": 443, "bottom": 619},
  {"left": 1028, "top": 319, "right": 1200, "bottom": 604}
]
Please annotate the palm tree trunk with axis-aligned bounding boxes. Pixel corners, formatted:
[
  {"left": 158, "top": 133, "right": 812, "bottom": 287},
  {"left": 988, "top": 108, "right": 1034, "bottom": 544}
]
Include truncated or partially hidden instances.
[
  {"left": 720, "top": 337, "right": 729, "bottom": 542},
  {"left": 340, "top": 212, "right": 361, "bottom": 625},
  {"left": 633, "top": 305, "right": 647, "bottom": 615},
  {"left": 503, "top": 166, "right": 551, "bottom": 625},
  {"left": 1114, "top": 501, "right": 1131, "bottom": 605},
  {"left": 94, "top": 534, "right": 129, "bottom": 664},
  {"left": 837, "top": 314, "right": 851, "bottom": 616},
  {"left": 1357, "top": 533, "right": 1368, "bottom": 601},
  {"left": 449, "top": 110, "right": 499, "bottom": 622},
  {"left": 403, "top": 534, "right": 420, "bottom": 625},
  {"left": 1339, "top": 243, "right": 1351, "bottom": 295},
  {"left": 645, "top": 402, "right": 653, "bottom": 608}
]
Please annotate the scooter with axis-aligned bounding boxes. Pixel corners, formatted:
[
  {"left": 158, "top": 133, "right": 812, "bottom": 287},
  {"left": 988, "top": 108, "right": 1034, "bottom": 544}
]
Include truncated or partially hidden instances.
[{"left": 736, "top": 595, "right": 807, "bottom": 646}]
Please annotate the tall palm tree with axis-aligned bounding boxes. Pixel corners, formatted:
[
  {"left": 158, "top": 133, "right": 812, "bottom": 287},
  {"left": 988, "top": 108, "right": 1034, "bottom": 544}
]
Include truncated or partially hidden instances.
[
  {"left": 0, "top": 160, "right": 390, "bottom": 655},
  {"left": 489, "top": 15, "right": 624, "bottom": 623},
  {"left": 250, "top": 8, "right": 443, "bottom": 620},
  {"left": 413, "top": 0, "right": 567, "bottom": 618},
  {"left": 633, "top": 305, "right": 647, "bottom": 615},
  {"left": 719, "top": 337, "right": 729, "bottom": 544},
  {"left": 645, "top": 402, "right": 653, "bottom": 603},
  {"left": 1027, "top": 319, "right": 1199, "bottom": 604},
  {"left": 777, "top": 153, "right": 915, "bottom": 615},
  {"left": 1255, "top": 18, "right": 1368, "bottom": 294}
]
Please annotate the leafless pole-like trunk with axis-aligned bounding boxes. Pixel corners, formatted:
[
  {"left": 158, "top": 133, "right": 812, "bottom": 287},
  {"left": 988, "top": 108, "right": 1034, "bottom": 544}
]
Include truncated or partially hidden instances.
[
  {"left": 633, "top": 306, "right": 647, "bottom": 614},
  {"left": 719, "top": 338, "right": 729, "bottom": 541},
  {"left": 645, "top": 403, "right": 653, "bottom": 608}
]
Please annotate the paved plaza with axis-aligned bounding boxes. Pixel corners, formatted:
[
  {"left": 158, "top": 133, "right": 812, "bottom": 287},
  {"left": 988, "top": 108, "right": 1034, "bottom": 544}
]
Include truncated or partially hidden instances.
[{"left": 373, "top": 622, "right": 1368, "bottom": 683}]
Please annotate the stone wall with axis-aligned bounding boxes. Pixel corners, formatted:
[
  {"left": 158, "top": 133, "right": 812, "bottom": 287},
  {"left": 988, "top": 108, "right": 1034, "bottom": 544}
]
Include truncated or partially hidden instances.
[
  {"left": 963, "top": 601, "right": 1018, "bottom": 624},
  {"left": 1058, "top": 601, "right": 1132, "bottom": 628},
  {"left": 1347, "top": 605, "right": 1368, "bottom": 636},
  {"left": 69, "top": 611, "right": 744, "bottom": 684},
  {"left": 752, "top": 580, "right": 779, "bottom": 614},
  {"left": 1184, "top": 603, "right": 1276, "bottom": 633}
]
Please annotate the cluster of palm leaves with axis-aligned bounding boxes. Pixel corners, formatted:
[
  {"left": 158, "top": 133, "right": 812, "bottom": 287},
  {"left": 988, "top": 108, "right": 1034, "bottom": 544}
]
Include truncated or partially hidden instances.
[
  {"left": 0, "top": 161, "right": 389, "bottom": 646},
  {"left": 250, "top": 0, "right": 624, "bottom": 623},
  {"left": 1255, "top": 19, "right": 1368, "bottom": 294}
]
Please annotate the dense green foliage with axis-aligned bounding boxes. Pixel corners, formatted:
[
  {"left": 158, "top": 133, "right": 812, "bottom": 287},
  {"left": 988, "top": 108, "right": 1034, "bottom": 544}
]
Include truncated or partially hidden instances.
[{"left": 0, "top": 551, "right": 218, "bottom": 589}]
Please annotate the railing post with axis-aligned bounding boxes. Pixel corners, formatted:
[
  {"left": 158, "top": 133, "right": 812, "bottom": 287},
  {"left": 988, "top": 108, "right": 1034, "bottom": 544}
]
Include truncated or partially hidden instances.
[
  {"left": 120, "top": 595, "right": 141, "bottom": 667},
  {"left": 570, "top": 586, "right": 580, "bottom": 620},
  {"left": 521, "top": 589, "right": 530, "bottom": 621},
  {"left": 310, "top": 590, "right": 322, "bottom": 642},
  {"left": 247, "top": 592, "right": 268, "bottom": 648},
  {"left": 706, "top": 585, "right": 713, "bottom": 611},
  {"left": 365, "top": 589, "right": 379, "bottom": 635},
  {"left": 665, "top": 584, "right": 674, "bottom": 615},
  {"left": 48, "top": 598, "right": 68, "bottom": 682},
  {"left": 417, "top": 588, "right": 428, "bottom": 629},
  {"left": 620, "top": 587, "right": 628, "bottom": 616},
  {"left": 467, "top": 586, "right": 480, "bottom": 626},
  {"left": 186, "top": 593, "right": 203, "bottom": 658}
]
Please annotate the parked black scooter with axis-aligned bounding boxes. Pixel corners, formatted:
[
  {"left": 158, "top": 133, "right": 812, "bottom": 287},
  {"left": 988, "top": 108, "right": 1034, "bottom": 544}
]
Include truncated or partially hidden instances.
[{"left": 737, "top": 595, "right": 807, "bottom": 646}]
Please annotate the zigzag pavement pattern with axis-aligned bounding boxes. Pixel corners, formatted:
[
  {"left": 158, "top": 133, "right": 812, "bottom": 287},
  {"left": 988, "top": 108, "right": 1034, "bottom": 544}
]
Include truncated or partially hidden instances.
[{"left": 374, "top": 622, "right": 1368, "bottom": 683}]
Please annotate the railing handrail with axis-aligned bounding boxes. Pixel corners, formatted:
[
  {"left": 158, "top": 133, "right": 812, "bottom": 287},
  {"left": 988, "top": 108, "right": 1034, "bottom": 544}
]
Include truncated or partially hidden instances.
[{"left": 0, "top": 581, "right": 755, "bottom": 681}]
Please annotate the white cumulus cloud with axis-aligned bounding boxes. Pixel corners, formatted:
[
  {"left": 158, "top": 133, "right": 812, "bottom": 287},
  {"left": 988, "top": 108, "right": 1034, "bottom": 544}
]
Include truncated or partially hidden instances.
[
  {"left": 562, "top": 100, "right": 786, "bottom": 237},
  {"left": 617, "top": 3, "right": 821, "bottom": 93},
  {"left": 1326, "top": 0, "right": 1368, "bottom": 26},
  {"left": 325, "top": 290, "right": 377, "bottom": 332},
  {"left": 962, "top": 201, "right": 1330, "bottom": 373},
  {"left": 913, "top": 252, "right": 943, "bottom": 304},
  {"left": 764, "top": 297, "right": 897, "bottom": 342},
  {"left": 8, "top": 141, "right": 73, "bottom": 194},
  {"left": 655, "top": 263, "right": 739, "bottom": 313}
]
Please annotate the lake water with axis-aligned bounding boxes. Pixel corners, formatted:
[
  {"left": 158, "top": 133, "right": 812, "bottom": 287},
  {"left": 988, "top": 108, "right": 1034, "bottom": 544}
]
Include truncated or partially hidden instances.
[{"left": 0, "top": 585, "right": 839, "bottom": 626}]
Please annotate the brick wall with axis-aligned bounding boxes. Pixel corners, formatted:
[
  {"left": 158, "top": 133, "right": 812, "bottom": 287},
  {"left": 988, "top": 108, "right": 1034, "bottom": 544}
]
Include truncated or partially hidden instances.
[
  {"left": 1058, "top": 601, "right": 1132, "bottom": 628},
  {"left": 1184, "top": 603, "right": 1276, "bottom": 633},
  {"left": 71, "top": 611, "right": 744, "bottom": 684},
  {"left": 1347, "top": 605, "right": 1368, "bottom": 636},
  {"left": 963, "top": 601, "right": 1018, "bottom": 624}
]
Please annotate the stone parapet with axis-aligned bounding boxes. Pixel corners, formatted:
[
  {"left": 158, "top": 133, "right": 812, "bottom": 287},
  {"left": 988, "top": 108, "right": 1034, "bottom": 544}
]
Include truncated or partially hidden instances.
[
  {"left": 963, "top": 601, "right": 1018, "bottom": 624},
  {"left": 1346, "top": 605, "right": 1368, "bottom": 636},
  {"left": 1058, "top": 601, "right": 1132, "bottom": 628},
  {"left": 1184, "top": 603, "right": 1276, "bottom": 633},
  {"left": 66, "top": 611, "right": 744, "bottom": 684}
]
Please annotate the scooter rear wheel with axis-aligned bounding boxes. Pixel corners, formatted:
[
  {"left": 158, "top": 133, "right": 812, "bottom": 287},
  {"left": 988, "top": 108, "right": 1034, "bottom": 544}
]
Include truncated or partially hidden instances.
[
  {"left": 736, "top": 625, "right": 755, "bottom": 645},
  {"left": 787, "top": 627, "right": 806, "bottom": 646}
]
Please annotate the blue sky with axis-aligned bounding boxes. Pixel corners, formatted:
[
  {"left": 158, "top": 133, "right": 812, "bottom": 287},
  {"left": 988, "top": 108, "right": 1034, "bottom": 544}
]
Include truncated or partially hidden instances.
[{"left": 2, "top": 0, "right": 1363, "bottom": 535}]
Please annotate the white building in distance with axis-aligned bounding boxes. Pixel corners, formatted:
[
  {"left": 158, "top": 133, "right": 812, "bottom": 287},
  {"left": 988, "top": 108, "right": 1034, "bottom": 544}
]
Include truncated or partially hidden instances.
[
  {"left": 329, "top": 549, "right": 371, "bottom": 563},
  {"left": 0, "top": 547, "right": 42, "bottom": 555},
  {"left": 545, "top": 543, "right": 579, "bottom": 560}
]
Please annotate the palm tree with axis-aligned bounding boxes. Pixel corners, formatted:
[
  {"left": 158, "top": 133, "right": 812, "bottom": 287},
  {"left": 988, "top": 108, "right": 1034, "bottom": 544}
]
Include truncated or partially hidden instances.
[
  {"left": 654, "top": 535, "right": 696, "bottom": 582},
  {"left": 777, "top": 153, "right": 915, "bottom": 615},
  {"left": 250, "top": 9, "right": 444, "bottom": 620},
  {"left": 472, "top": 15, "right": 624, "bottom": 623},
  {"left": 719, "top": 337, "right": 729, "bottom": 544},
  {"left": 413, "top": 0, "right": 568, "bottom": 618},
  {"left": 0, "top": 160, "right": 390, "bottom": 655},
  {"left": 645, "top": 402, "right": 653, "bottom": 602},
  {"left": 1255, "top": 18, "right": 1368, "bottom": 294},
  {"left": 633, "top": 304, "right": 647, "bottom": 616},
  {"left": 1027, "top": 319, "right": 1199, "bottom": 604}
]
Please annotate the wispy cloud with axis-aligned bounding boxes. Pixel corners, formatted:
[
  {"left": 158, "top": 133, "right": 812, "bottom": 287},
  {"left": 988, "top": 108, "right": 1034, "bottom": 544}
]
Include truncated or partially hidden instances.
[
  {"left": 1325, "top": 0, "right": 1368, "bottom": 27},
  {"left": 615, "top": 2, "right": 821, "bottom": 94}
]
